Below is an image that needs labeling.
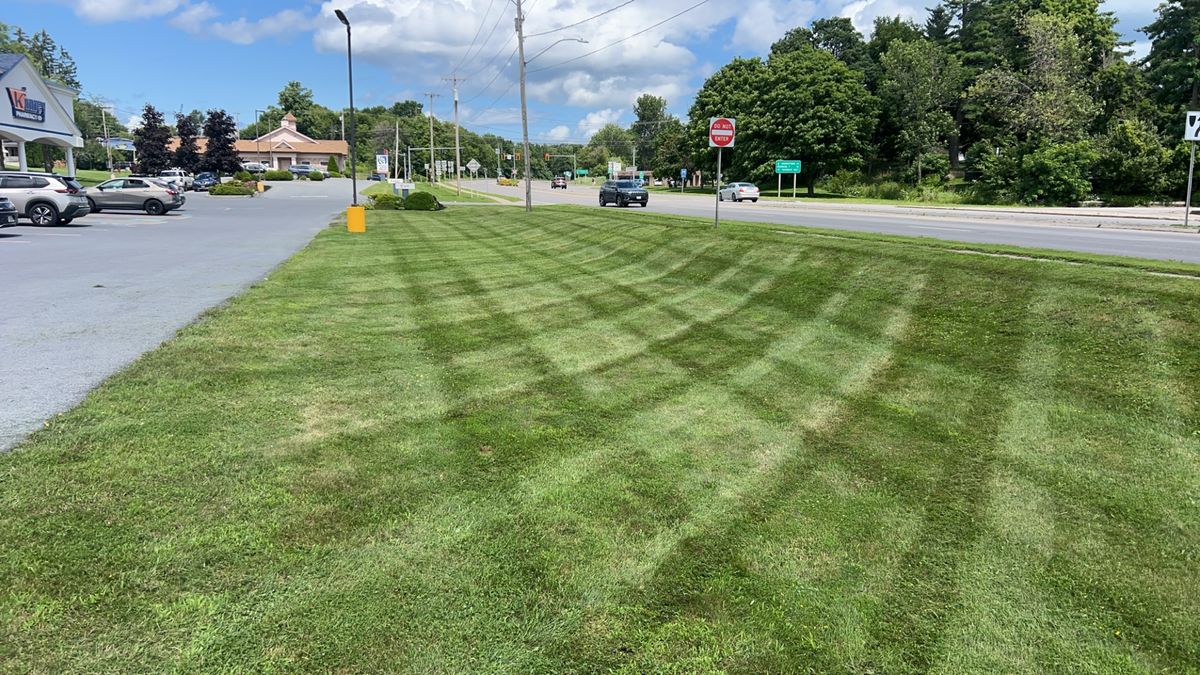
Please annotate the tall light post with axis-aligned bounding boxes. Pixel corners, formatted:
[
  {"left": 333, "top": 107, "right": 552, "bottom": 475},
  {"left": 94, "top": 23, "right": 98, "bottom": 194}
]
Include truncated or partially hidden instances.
[
  {"left": 515, "top": 1, "right": 585, "bottom": 212},
  {"left": 335, "top": 9, "right": 358, "bottom": 206},
  {"left": 254, "top": 108, "right": 266, "bottom": 170}
]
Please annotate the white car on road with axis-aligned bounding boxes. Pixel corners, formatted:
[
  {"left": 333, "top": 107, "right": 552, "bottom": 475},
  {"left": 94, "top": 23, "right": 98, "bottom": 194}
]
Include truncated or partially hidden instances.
[{"left": 718, "top": 182, "right": 760, "bottom": 203}]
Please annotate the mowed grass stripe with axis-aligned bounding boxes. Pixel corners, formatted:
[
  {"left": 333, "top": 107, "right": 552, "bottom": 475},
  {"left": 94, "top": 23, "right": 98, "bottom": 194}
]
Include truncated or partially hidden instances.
[{"left": 1, "top": 206, "right": 1197, "bottom": 672}]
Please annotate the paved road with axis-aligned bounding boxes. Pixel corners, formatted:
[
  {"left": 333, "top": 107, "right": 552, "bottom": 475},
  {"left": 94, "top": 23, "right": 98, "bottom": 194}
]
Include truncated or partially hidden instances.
[
  {"left": 468, "top": 180, "right": 1200, "bottom": 264},
  {"left": 0, "top": 179, "right": 353, "bottom": 450}
]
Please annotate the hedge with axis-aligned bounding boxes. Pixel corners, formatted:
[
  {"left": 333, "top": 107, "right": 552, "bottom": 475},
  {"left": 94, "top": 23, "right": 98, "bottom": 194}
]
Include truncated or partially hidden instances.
[
  {"left": 309, "top": 171, "right": 325, "bottom": 181},
  {"left": 369, "top": 193, "right": 403, "bottom": 210},
  {"left": 263, "top": 169, "right": 293, "bottom": 181},
  {"left": 404, "top": 191, "right": 443, "bottom": 211},
  {"left": 210, "top": 182, "right": 254, "bottom": 196}
]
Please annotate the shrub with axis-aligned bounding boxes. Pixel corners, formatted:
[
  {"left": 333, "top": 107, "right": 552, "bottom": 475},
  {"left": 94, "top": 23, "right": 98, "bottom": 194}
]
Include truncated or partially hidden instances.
[
  {"left": 233, "top": 170, "right": 253, "bottom": 182},
  {"left": 327, "top": 170, "right": 342, "bottom": 177},
  {"left": 822, "top": 169, "right": 863, "bottom": 196},
  {"left": 368, "top": 192, "right": 404, "bottom": 210},
  {"left": 905, "top": 151, "right": 951, "bottom": 185},
  {"left": 309, "top": 171, "right": 325, "bottom": 181},
  {"left": 210, "top": 181, "right": 254, "bottom": 196},
  {"left": 403, "top": 191, "right": 443, "bottom": 211},
  {"left": 263, "top": 169, "right": 293, "bottom": 181},
  {"left": 326, "top": 155, "right": 338, "bottom": 173},
  {"left": 1018, "top": 141, "right": 1096, "bottom": 205}
]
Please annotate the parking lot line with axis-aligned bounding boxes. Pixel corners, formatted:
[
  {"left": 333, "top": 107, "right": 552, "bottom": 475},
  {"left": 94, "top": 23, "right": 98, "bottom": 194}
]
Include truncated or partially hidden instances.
[
  {"left": 0, "top": 239, "right": 31, "bottom": 244},
  {"left": 21, "top": 231, "right": 82, "bottom": 237}
]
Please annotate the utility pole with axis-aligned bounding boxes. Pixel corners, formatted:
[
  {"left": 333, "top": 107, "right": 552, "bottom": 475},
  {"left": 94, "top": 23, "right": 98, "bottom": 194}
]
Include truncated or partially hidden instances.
[
  {"left": 425, "top": 92, "right": 439, "bottom": 183},
  {"left": 515, "top": 0, "right": 532, "bottom": 211},
  {"left": 496, "top": 146, "right": 501, "bottom": 179},
  {"left": 99, "top": 104, "right": 114, "bottom": 177},
  {"left": 444, "top": 75, "right": 465, "bottom": 196},
  {"left": 393, "top": 119, "right": 400, "bottom": 180}
]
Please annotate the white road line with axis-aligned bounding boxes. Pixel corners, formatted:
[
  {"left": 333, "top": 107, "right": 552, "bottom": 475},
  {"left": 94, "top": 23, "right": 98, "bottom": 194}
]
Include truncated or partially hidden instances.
[
  {"left": 910, "top": 225, "right": 971, "bottom": 232},
  {"left": 21, "top": 232, "right": 81, "bottom": 237},
  {"left": 0, "top": 239, "right": 31, "bottom": 244}
]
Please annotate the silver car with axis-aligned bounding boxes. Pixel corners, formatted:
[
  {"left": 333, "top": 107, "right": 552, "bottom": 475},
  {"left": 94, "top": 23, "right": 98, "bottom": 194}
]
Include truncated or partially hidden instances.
[
  {"left": 87, "top": 177, "right": 186, "bottom": 215},
  {"left": 718, "top": 182, "right": 760, "bottom": 203},
  {"left": 0, "top": 172, "right": 91, "bottom": 225}
]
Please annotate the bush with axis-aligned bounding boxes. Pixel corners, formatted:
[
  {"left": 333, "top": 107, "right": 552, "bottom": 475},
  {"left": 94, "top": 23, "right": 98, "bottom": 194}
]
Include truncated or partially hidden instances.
[
  {"left": 821, "top": 169, "right": 863, "bottom": 196},
  {"left": 263, "top": 169, "right": 293, "bottom": 181},
  {"left": 326, "top": 155, "right": 339, "bottom": 174},
  {"left": 368, "top": 192, "right": 404, "bottom": 210},
  {"left": 233, "top": 170, "right": 253, "bottom": 182},
  {"left": 904, "top": 151, "right": 951, "bottom": 185},
  {"left": 309, "top": 171, "right": 325, "bottom": 181},
  {"left": 210, "top": 181, "right": 254, "bottom": 196},
  {"left": 403, "top": 191, "right": 443, "bottom": 211},
  {"left": 1018, "top": 141, "right": 1096, "bottom": 205},
  {"left": 327, "top": 170, "right": 342, "bottom": 177}
]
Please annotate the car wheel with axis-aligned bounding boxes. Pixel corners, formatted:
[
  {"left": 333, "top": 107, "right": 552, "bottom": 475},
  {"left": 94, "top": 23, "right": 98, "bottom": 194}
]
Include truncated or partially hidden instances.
[
  {"left": 144, "top": 199, "right": 165, "bottom": 216},
  {"left": 599, "top": 196, "right": 606, "bottom": 206},
  {"left": 87, "top": 198, "right": 101, "bottom": 213},
  {"left": 28, "top": 202, "right": 59, "bottom": 226},
  {"left": 718, "top": 193, "right": 724, "bottom": 202},
  {"left": 751, "top": 198, "right": 758, "bottom": 203}
]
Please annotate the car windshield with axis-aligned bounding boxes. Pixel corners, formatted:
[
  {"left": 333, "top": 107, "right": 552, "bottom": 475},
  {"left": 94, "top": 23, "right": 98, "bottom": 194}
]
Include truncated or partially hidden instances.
[{"left": 616, "top": 181, "right": 636, "bottom": 188}]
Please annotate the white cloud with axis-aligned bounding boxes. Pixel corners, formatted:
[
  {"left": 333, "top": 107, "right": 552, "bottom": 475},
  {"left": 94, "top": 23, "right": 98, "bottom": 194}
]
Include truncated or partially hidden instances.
[
  {"left": 169, "top": 2, "right": 221, "bottom": 32},
  {"left": 1128, "top": 40, "right": 1151, "bottom": 61},
  {"left": 578, "top": 108, "right": 623, "bottom": 137},
  {"left": 212, "top": 9, "right": 316, "bottom": 45},
  {"left": 126, "top": 114, "right": 143, "bottom": 130},
  {"left": 837, "top": 0, "right": 924, "bottom": 35},
  {"left": 75, "top": 0, "right": 182, "bottom": 22},
  {"left": 546, "top": 125, "right": 571, "bottom": 141}
]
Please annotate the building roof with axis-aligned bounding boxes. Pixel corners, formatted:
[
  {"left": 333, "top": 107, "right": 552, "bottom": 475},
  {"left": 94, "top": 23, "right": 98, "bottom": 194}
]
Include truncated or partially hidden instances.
[
  {"left": 0, "top": 53, "right": 24, "bottom": 79},
  {"left": 282, "top": 112, "right": 297, "bottom": 121},
  {"left": 167, "top": 136, "right": 349, "bottom": 156}
]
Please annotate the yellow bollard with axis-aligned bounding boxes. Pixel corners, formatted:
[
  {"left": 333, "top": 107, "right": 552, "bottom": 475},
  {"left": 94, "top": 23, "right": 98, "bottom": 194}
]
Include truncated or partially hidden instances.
[
  {"left": 256, "top": 181, "right": 264, "bottom": 192},
  {"left": 347, "top": 205, "right": 366, "bottom": 233}
]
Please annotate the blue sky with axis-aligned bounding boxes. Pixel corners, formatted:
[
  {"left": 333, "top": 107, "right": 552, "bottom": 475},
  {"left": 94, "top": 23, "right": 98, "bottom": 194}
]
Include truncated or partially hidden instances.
[{"left": 6, "top": 0, "right": 1157, "bottom": 144}]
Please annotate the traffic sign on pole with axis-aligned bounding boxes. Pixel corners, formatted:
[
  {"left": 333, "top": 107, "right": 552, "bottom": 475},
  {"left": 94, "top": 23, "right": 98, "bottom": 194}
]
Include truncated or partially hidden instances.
[
  {"left": 1185, "top": 111, "right": 1200, "bottom": 141},
  {"left": 466, "top": 158, "right": 481, "bottom": 172},
  {"left": 774, "top": 160, "right": 801, "bottom": 174},
  {"left": 1185, "top": 111, "right": 1200, "bottom": 229},
  {"left": 375, "top": 153, "right": 388, "bottom": 174},
  {"left": 709, "top": 117, "right": 735, "bottom": 148}
]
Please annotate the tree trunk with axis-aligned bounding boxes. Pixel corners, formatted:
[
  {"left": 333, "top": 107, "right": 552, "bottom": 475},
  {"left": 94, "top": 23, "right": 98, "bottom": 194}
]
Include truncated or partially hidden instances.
[{"left": 807, "top": 173, "right": 815, "bottom": 196}]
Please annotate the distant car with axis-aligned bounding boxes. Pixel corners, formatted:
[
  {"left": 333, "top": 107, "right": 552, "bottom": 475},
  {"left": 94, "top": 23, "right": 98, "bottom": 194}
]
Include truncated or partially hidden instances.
[
  {"left": 193, "top": 172, "right": 219, "bottom": 191},
  {"left": 368, "top": 172, "right": 386, "bottom": 181},
  {"left": 0, "top": 172, "right": 91, "bottom": 225},
  {"left": 653, "top": 179, "right": 663, "bottom": 186},
  {"left": 551, "top": 177, "right": 567, "bottom": 189},
  {"left": 0, "top": 196, "right": 17, "bottom": 227},
  {"left": 288, "top": 164, "right": 313, "bottom": 175},
  {"left": 718, "top": 182, "right": 760, "bottom": 203},
  {"left": 87, "top": 177, "right": 185, "bottom": 215},
  {"left": 599, "top": 179, "right": 648, "bottom": 207},
  {"left": 158, "top": 168, "right": 194, "bottom": 191},
  {"left": 241, "top": 162, "right": 268, "bottom": 174}
]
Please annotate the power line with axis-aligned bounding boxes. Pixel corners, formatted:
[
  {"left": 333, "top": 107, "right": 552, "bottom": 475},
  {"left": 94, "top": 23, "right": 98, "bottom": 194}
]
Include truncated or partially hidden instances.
[
  {"left": 462, "top": 44, "right": 518, "bottom": 104},
  {"left": 526, "top": 0, "right": 637, "bottom": 37},
  {"left": 528, "top": 0, "right": 712, "bottom": 74},
  {"left": 452, "top": 0, "right": 499, "bottom": 74}
]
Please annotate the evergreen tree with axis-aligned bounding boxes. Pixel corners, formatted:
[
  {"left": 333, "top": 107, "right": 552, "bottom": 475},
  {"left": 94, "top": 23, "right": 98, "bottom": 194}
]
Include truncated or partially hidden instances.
[
  {"left": 1142, "top": 0, "right": 1200, "bottom": 126},
  {"left": 174, "top": 112, "right": 201, "bottom": 173},
  {"left": 201, "top": 109, "right": 242, "bottom": 175},
  {"left": 925, "top": 4, "right": 954, "bottom": 45},
  {"left": 133, "top": 105, "right": 172, "bottom": 175}
]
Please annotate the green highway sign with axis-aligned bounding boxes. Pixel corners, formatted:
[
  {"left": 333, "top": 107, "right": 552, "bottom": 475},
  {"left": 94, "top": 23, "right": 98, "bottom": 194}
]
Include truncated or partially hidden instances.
[
  {"left": 576, "top": 169, "right": 589, "bottom": 175},
  {"left": 775, "top": 160, "right": 802, "bottom": 174}
]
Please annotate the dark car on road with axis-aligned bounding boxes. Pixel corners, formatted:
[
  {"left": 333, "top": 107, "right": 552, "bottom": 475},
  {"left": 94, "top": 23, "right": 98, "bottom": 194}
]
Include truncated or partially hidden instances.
[
  {"left": 599, "top": 179, "right": 648, "bottom": 207},
  {"left": 368, "top": 172, "right": 386, "bottom": 181},
  {"left": 193, "top": 172, "right": 219, "bottom": 191},
  {"left": 0, "top": 196, "right": 17, "bottom": 227}
]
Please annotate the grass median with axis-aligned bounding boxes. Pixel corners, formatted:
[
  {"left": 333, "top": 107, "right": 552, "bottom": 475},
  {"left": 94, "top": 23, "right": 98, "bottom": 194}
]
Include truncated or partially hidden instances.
[{"left": 2, "top": 206, "right": 1198, "bottom": 672}]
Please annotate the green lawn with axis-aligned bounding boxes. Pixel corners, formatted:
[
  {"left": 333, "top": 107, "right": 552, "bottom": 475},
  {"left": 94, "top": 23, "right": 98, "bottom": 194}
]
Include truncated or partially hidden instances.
[
  {"left": 2, "top": 207, "right": 1198, "bottom": 671},
  {"left": 361, "top": 180, "right": 510, "bottom": 203}
]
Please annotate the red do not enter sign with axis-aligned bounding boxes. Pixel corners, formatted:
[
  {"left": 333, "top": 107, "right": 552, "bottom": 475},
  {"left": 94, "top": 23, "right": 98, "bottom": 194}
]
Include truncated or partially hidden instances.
[{"left": 709, "top": 117, "right": 736, "bottom": 148}]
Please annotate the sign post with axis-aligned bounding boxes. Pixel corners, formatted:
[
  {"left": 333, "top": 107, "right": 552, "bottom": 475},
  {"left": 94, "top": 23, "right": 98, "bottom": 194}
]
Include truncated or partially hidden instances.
[
  {"left": 774, "top": 160, "right": 802, "bottom": 200},
  {"left": 375, "top": 152, "right": 388, "bottom": 175},
  {"left": 709, "top": 117, "right": 735, "bottom": 228},
  {"left": 1185, "top": 111, "right": 1200, "bottom": 230},
  {"left": 680, "top": 167, "right": 687, "bottom": 193}
]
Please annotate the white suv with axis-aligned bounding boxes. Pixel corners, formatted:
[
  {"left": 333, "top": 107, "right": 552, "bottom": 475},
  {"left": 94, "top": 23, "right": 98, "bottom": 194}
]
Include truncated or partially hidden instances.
[{"left": 0, "top": 172, "right": 91, "bottom": 225}]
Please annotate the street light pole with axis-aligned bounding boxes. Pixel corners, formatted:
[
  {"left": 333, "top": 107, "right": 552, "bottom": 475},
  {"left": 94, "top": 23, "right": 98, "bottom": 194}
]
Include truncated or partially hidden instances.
[
  {"left": 254, "top": 108, "right": 265, "bottom": 171},
  {"left": 335, "top": 9, "right": 358, "bottom": 205}
]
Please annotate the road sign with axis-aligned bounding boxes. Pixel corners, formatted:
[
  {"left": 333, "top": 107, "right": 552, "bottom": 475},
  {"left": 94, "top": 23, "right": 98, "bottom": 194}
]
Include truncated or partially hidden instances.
[
  {"left": 709, "top": 117, "right": 735, "bottom": 148},
  {"left": 375, "top": 153, "right": 388, "bottom": 173},
  {"left": 680, "top": 168, "right": 687, "bottom": 178},
  {"left": 1185, "top": 111, "right": 1200, "bottom": 141},
  {"left": 576, "top": 168, "right": 588, "bottom": 175},
  {"left": 466, "top": 158, "right": 481, "bottom": 172},
  {"left": 774, "top": 160, "right": 801, "bottom": 174}
]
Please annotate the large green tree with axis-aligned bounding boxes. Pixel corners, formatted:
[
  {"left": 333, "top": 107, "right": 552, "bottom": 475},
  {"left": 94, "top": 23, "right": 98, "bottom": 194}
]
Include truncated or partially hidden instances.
[
  {"left": 686, "top": 57, "right": 769, "bottom": 184},
  {"left": 1142, "top": 0, "right": 1200, "bottom": 130},
  {"left": 880, "top": 40, "right": 965, "bottom": 180},
  {"left": 631, "top": 94, "right": 669, "bottom": 171},
  {"left": 770, "top": 17, "right": 870, "bottom": 73},
  {"left": 133, "top": 105, "right": 172, "bottom": 175}
]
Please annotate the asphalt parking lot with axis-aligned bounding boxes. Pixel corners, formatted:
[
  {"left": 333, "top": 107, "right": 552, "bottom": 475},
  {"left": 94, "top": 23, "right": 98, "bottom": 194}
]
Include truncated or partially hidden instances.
[{"left": 0, "top": 178, "right": 351, "bottom": 450}]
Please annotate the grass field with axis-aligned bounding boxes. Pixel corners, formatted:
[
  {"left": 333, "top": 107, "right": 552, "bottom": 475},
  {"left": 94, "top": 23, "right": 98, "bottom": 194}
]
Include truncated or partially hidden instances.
[
  {"left": 362, "top": 180, "right": 510, "bottom": 203},
  {"left": 2, "top": 206, "right": 1198, "bottom": 671}
]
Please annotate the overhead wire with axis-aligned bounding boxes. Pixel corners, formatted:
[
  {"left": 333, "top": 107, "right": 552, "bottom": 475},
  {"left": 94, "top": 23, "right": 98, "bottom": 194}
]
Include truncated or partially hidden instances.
[
  {"left": 525, "top": 0, "right": 637, "bottom": 37},
  {"left": 452, "top": 0, "right": 500, "bottom": 74}
]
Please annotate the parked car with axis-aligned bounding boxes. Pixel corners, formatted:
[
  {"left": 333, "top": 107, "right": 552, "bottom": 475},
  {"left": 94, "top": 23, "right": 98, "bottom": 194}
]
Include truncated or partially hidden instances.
[
  {"left": 599, "top": 179, "right": 649, "bottom": 207},
  {"left": 86, "top": 177, "right": 185, "bottom": 215},
  {"left": 653, "top": 179, "right": 663, "bottom": 186},
  {"left": 193, "top": 172, "right": 219, "bottom": 191},
  {"left": 551, "top": 177, "right": 567, "bottom": 189},
  {"left": 0, "top": 172, "right": 90, "bottom": 225},
  {"left": 241, "top": 162, "right": 268, "bottom": 174},
  {"left": 368, "top": 172, "right": 386, "bottom": 181},
  {"left": 718, "top": 182, "right": 760, "bottom": 203},
  {"left": 288, "top": 164, "right": 313, "bottom": 176},
  {"left": 158, "top": 168, "right": 194, "bottom": 191},
  {"left": 0, "top": 196, "right": 17, "bottom": 227}
]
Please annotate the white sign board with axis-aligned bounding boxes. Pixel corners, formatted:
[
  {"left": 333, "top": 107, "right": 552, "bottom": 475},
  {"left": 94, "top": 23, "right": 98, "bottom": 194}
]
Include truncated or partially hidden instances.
[
  {"left": 1186, "top": 111, "right": 1200, "bottom": 141},
  {"left": 466, "top": 158, "right": 481, "bottom": 172},
  {"left": 375, "top": 154, "right": 388, "bottom": 173},
  {"left": 607, "top": 160, "right": 621, "bottom": 176}
]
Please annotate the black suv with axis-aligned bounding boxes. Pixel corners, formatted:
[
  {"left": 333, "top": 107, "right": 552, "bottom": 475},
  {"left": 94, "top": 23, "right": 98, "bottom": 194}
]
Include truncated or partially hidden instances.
[{"left": 599, "top": 180, "right": 648, "bottom": 207}]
